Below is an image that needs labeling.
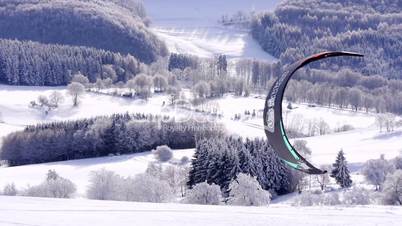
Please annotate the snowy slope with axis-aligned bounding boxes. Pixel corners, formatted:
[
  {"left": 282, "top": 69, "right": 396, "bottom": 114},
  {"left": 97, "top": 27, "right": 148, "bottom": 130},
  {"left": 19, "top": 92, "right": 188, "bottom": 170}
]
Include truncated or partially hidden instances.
[
  {"left": 0, "top": 149, "right": 193, "bottom": 196},
  {"left": 0, "top": 85, "right": 172, "bottom": 126},
  {"left": 144, "top": 0, "right": 279, "bottom": 60},
  {"left": 0, "top": 196, "right": 401, "bottom": 226},
  {"left": 1, "top": 85, "right": 401, "bottom": 167}
]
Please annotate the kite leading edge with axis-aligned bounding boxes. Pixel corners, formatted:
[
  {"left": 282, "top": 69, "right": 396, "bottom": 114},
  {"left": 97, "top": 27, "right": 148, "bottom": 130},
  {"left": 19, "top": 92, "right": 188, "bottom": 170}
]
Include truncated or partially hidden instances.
[{"left": 263, "top": 51, "right": 364, "bottom": 175}]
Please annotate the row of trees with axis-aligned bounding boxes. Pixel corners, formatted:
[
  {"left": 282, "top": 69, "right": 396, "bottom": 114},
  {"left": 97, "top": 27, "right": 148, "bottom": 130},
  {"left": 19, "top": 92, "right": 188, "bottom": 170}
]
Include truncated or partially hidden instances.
[
  {"left": 0, "top": 113, "right": 224, "bottom": 166},
  {"left": 0, "top": 39, "right": 142, "bottom": 86},
  {"left": 283, "top": 70, "right": 402, "bottom": 114}
]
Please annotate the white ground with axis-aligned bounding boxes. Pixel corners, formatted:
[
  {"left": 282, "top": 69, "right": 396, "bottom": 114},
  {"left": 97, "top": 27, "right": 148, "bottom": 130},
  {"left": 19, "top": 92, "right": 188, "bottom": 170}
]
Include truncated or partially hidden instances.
[
  {"left": 0, "top": 196, "right": 401, "bottom": 226},
  {"left": 144, "top": 0, "right": 278, "bottom": 60}
]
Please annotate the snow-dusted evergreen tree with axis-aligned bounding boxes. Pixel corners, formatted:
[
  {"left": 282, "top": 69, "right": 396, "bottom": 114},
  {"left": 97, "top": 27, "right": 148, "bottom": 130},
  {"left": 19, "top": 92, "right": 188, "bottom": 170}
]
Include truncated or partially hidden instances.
[
  {"left": 185, "top": 182, "right": 222, "bottom": 205},
  {"left": 187, "top": 140, "right": 209, "bottom": 188},
  {"left": 228, "top": 173, "right": 271, "bottom": 206},
  {"left": 253, "top": 142, "right": 290, "bottom": 194},
  {"left": 237, "top": 141, "right": 251, "bottom": 176},
  {"left": 331, "top": 149, "right": 352, "bottom": 188},
  {"left": 215, "top": 148, "right": 240, "bottom": 196}
]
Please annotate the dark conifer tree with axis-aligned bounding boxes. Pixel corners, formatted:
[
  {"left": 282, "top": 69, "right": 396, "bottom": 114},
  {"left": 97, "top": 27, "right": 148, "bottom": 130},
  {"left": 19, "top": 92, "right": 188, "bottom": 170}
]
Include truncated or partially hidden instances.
[{"left": 331, "top": 149, "right": 353, "bottom": 188}]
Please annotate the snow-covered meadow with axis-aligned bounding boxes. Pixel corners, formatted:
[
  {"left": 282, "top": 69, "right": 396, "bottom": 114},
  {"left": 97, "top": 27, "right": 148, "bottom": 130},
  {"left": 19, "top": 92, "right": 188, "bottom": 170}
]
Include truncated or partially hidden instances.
[{"left": 0, "top": 196, "right": 401, "bottom": 226}]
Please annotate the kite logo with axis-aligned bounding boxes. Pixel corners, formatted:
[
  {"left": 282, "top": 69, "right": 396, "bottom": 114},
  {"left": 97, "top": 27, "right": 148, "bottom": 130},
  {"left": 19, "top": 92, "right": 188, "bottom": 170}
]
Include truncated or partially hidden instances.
[{"left": 266, "top": 108, "right": 275, "bottom": 133}]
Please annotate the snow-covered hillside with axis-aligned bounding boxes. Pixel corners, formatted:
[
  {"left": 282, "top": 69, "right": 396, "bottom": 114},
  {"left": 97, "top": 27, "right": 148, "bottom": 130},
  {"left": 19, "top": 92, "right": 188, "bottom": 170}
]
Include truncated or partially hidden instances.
[
  {"left": 144, "top": 0, "right": 278, "bottom": 60},
  {"left": 0, "top": 85, "right": 171, "bottom": 126},
  {"left": 1, "top": 85, "right": 401, "bottom": 166},
  {"left": 0, "top": 196, "right": 401, "bottom": 226}
]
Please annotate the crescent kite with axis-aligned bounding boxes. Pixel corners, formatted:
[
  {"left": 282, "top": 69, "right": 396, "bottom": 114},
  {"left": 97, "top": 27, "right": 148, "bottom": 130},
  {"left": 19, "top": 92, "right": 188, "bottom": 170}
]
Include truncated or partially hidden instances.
[{"left": 263, "top": 51, "right": 364, "bottom": 174}]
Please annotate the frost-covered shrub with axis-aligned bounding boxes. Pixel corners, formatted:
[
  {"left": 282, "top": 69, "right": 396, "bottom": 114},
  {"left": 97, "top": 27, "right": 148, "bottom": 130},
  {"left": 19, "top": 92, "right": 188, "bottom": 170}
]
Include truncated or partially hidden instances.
[
  {"left": 362, "top": 156, "right": 395, "bottom": 191},
  {"left": 161, "top": 165, "right": 189, "bottom": 195},
  {"left": 87, "top": 169, "right": 122, "bottom": 200},
  {"left": 152, "top": 145, "right": 173, "bottom": 162},
  {"left": 335, "top": 124, "right": 354, "bottom": 133},
  {"left": 382, "top": 170, "right": 402, "bottom": 205},
  {"left": 3, "top": 183, "right": 17, "bottom": 196},
  {"left": 311, "top": 189, "right": 323, "bottom": 195},
  {"left": 321, "top": 193, "right": 341, "bottom": 206},
  {"left": 87, "top": 168, "right": 174, "bottom": 203},
  {"left": 293, "top": 192, "right": 340, "bottom": 206},
  {"left": 45, "top": 177, "right": 77, "bottom": 198},
  {"left": 145, "top": 162, "right": 163, "bottom": 179},
  {"left": 228, "top": 173, "right": 271, "bottom": 206},
  {"left": 185, "top": 182, "right": 222, "bottom": 205},
  {"left": 394, "top": 156, "right": 402, "bottom": 170},
  {"left": 293, "top": 192, "right": 320, "bottom": 206},
  {"left": 343, "top": 187, "right": 370, "bottom": 205},
  {"left": 180, "top": 156, "right": 190, "bottom": 165},
  {"left": 24, "top": 172, "right": 76, "bottom": 198},
  {"left": 127, "top": 173, "right": 173, "bottom": 203}
]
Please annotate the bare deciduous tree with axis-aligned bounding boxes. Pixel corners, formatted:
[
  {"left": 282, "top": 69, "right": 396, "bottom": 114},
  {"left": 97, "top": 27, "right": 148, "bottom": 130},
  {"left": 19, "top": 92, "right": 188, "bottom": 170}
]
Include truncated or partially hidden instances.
[{"left": 67, "top": 82, "right": 85, "bottom": 106}]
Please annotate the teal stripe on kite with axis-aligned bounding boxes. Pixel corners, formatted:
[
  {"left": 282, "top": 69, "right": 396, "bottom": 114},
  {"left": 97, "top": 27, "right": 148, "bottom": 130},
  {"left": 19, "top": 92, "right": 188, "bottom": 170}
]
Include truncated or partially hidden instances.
[{"left": 280, "top": 121, "right": 300, "bottom": 161}]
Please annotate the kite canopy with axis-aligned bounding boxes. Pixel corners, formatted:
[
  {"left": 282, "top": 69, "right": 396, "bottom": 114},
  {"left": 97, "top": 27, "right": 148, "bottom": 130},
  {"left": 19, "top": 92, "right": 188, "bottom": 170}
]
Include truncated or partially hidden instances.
[{"left": 263, "top": 51, "right": 364, "bottom": 175}]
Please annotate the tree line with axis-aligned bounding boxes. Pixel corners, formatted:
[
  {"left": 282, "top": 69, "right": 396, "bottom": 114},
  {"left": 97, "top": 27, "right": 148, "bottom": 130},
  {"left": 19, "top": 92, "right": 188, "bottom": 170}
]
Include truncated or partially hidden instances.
[
  {"left": 0, "top": 113, "right": 224, "bottom": 166},
  {"left": 284, "top": 71, "right": 402, "bottom": 115},
  {"left": 0, "top": 39, "right": 141, "bottom": 86}
]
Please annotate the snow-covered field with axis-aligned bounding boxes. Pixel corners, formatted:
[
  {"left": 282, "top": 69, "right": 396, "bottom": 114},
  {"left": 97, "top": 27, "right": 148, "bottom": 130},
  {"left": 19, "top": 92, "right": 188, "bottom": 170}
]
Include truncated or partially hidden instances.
[
  {"left": 0, "top": 196, "right": 401, "bottom": 226},
  {"left": 144, "top": 0, "right": 278, "bottom": 60}
]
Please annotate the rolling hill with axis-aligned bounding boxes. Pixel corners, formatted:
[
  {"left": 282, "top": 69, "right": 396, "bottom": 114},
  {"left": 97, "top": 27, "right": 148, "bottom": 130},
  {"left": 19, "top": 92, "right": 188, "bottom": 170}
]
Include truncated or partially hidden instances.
[{"left": 0, "top": 0, "right": 167, "bottom": 63}]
